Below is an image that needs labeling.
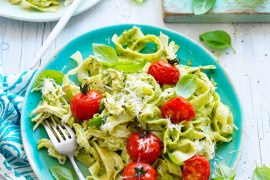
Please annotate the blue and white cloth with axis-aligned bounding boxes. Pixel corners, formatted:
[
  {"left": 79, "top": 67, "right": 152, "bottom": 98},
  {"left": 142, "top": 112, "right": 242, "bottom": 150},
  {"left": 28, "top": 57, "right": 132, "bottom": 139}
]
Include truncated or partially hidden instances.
[{"left": 0, "top": 64, "right": 37, "bottom": 180}]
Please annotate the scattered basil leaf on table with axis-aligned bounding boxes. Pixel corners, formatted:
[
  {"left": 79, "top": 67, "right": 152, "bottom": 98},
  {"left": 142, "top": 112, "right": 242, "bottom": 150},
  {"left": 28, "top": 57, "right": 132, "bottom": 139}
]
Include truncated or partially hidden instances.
[
  {"left": 199, "top": 30, "right": 236, "bottom": 53},
  {"left": 193, "top": 0, "right": 216, "bottom": 15},
  {"left": 33, "top": 70, "right": 64, "bottom": 89},
  {"left": 252, "top": 166, "right": 270, "bottom": 180},
  {"left": 212, "top": 163, "right": 236, "bottom": 180},
  {"left": 92, "top": 43, "right": 118, "bottom": 67},
  {"left": 49, "top": 166, "right": 76, "bottom": 180},
  {"left": 176, "top": 74, "right": 198, "bottom": 99}
]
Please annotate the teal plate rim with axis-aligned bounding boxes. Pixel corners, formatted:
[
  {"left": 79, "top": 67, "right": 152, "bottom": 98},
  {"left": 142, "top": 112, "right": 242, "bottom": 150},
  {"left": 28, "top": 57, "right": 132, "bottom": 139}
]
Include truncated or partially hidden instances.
[{"left": 21, "top": 24, "right": 244, "bottom": 179}]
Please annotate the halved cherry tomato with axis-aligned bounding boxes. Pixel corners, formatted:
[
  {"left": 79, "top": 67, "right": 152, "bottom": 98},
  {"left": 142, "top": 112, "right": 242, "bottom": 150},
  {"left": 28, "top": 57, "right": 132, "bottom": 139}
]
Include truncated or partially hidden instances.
[
  {"left": 182, "top": 155, "right": 210, "bottom": 180},
  {"left": 70, "top": 88, "right": 102, "bottom": 121},
  {"left": 122, "top": 162, "right": 157, "bottom": 180},
  {"left": 126, "top": 132, "right": 161, "bottom": 164},
  {"left": 148, "top": 60, "right": 180, "bottom": 85},
  {"left": 161, "top": 97, "right": 195, "bottom": 124}
]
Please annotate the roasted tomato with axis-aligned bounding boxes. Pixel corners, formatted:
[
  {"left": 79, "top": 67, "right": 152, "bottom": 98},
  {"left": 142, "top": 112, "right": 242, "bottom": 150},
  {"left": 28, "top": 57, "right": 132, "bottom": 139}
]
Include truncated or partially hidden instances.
[
  {"left": 148, "top": 60, "right": 180, "bottom": 85},
  {"left": 122, "top": 162, "right": 157, "bottom": 180},
  {"left": 126, "top": 132, "right": 161, "bottom": 164},
  {"left": 161, "top": 97, "right": 195, "bottom": 124},
  {"left": 70, "top": 84, "right": 102, "bottom": 121},
  {"left": 182, "top": 155, "right": 211, "bottom": 180}
]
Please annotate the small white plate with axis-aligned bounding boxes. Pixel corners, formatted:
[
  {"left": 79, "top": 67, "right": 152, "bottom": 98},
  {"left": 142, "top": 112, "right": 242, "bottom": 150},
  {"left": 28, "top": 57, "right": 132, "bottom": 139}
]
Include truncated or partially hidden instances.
[{"left": 0, "top": 0, "right": 101, "bottom": 22}]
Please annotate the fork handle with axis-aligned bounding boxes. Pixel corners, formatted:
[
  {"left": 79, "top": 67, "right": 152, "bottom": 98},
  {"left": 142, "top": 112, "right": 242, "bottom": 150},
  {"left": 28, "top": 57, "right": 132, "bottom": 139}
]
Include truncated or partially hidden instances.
[
  {"left": 68, "top": 155, "right": 85, "bottom": 180},
  {"left": 29, "top": 0, "right": 82, "bottom": 70}
]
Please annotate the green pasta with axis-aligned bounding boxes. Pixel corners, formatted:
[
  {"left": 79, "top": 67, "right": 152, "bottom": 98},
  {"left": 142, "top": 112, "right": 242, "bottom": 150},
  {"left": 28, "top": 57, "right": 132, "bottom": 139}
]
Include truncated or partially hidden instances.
[
  {"left": 8, "top": 0, "right": 72, "bottom": 12},
  {"left": 31, "top": 27, "right": 234, "bottom": 179}
]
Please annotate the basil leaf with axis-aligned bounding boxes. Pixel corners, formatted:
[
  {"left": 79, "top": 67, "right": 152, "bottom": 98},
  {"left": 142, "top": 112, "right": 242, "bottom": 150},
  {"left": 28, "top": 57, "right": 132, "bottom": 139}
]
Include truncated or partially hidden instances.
[
  {"left": 252, "top": 166, "right": 270, "bottom": 180},
  {"left": 212, "top": 163, "right": 236, "bottom": 180},
  {"left": 92, "top": 43, "right": 118, "bottom": 67},
  {"left": 199, "top": 30, "right": 236, "bottom": 52},
  {"left": 135, "top": 0, "right": 144, "bottom": 4},
  {"left": 33, "top": 70, "right": 64, "bottom": 88},
  {"left": 49, "top": 166, "right": 76, "bottom": 180},
  {"left": 88, "top": 114, "right": 104, "bottom": 128},
  {"left": 176, "top": 74, "right": 198, "bottom": 98},
  {"left": 115, "top": 59, "right": 146, "bottom": 73},
  {"left": 193, "top": 0, "right": 216, "bottom": 15}
]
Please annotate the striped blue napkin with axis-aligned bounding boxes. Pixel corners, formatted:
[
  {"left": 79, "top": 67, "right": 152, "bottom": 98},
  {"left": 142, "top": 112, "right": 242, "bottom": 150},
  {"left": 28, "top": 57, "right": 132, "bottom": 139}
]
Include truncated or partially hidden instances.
[{"left": 0, "top": 64, "right": 37, "bottom": 180}]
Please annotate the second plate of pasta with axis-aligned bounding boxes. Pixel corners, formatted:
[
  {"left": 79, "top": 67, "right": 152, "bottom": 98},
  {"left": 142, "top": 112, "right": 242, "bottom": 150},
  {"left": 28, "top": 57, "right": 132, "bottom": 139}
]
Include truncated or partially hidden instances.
[{"left": 0, "top": 0, "right": 101, "bottom": 22}]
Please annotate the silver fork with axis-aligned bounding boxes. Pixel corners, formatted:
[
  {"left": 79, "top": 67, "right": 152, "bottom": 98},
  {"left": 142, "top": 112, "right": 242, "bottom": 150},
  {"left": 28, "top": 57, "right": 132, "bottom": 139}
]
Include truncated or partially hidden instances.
[{"left": 43, "top": 121, "right": 85, "bottom": 180}]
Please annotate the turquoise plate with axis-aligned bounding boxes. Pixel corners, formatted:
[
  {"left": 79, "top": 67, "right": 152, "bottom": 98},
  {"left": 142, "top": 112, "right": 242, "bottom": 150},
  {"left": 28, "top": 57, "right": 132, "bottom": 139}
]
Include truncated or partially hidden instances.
[{"left": 21, "top": 24, "right": 243, "bottom": 179}]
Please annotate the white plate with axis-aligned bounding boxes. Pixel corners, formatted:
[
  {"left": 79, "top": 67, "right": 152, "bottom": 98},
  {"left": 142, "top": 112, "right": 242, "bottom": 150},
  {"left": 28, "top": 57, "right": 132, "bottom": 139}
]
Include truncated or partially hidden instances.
[{"left": 0, "top": 0, "right": 101, "bottom": 22}]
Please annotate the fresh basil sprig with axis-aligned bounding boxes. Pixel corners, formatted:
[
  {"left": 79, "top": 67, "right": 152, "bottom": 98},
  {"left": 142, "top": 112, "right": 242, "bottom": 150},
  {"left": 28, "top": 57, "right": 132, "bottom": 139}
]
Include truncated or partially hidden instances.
[
  {"left": 33, "top": 70, "right": 64, "bottom": 89},
  {"left": 193, "top": 0, "right": 265, "bottom": 15},
  {"left": 115, "top": 59, "right": 147, "bottom": 73},
  {"left": 49, "top": 166, "right": 76, "bottom": 180},
  {"left": 193, "top": 0, "right": 216, "bottom": 15},
  {"left": 212, "top": 163, "right": 236, "bottom": 180},
  {"left": 252, "top": 165, "right": 270, "bottom": 180},
  {"left": 176, "top": 74, "right": 198, "bottom": 99},
  {"left": 199, "top": 30, "right": 236, "bottom": 53},
  {"left": 92, "top": 43, "right": 146, "bottom": 73},
  {"left": 92, "top": 43, "right": 118, "bottom": 67}
]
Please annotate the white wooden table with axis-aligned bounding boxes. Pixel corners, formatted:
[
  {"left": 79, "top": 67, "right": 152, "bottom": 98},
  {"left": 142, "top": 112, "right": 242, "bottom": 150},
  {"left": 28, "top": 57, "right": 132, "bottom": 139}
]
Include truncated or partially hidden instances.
[{"left": 1, "top": 0, "right": 269, "bottom": 179}]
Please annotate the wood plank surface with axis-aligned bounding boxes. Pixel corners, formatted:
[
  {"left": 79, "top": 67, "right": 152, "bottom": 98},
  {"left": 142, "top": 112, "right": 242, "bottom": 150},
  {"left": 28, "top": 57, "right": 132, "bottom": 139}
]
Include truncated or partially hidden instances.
[
  {"left": 163, "top": 0, "right": 270, "bottom": 23},
  {"left": 0, "top": 0, "right": 270, "bottom": 179}
]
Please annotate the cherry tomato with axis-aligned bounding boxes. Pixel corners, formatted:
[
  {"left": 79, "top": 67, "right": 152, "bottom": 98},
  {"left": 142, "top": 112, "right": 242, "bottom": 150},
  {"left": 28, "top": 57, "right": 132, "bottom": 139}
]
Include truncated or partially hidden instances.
[
  {"left": 182, "top": 155, "right": 210, "bottom": 180},
  {"left": 161, "top": 97, "right": 195, "bottom": 124},
  {"left": 122, "top": 162, "right": 157, "bottom": 180},
  {"left": 70, "top": 89, "right": 102, "bottom": 121},
  {"left": 148, "top": 60, "right": 180, "bottom": 85},
  {"left": 127, "top": 132, "right": 161, "bottom": 164}
]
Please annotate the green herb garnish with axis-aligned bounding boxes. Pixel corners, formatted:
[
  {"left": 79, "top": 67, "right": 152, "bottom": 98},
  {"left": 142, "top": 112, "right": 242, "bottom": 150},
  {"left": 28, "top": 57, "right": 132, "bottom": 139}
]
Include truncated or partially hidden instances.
[
  {"left": 252, "top": 165, "right": 270, "bottom": 180},
  {"left": 93, "top": 43, "right": 146, "bottom": 73},
  {"left": 199, "top": 30, "right": 236, "bottom": 53},
  {"left": 88, "top": 115, "right": 104, "bottom": 128},
  {"left": 92, "top": 43, "right": 118, "bottom": 67},
  {"left": 212, "top": 163, "right": 236, "bottom": 180},
  {"left": 33, "top": 70, "right": 64, "bottom": 89},
  {"left": 49, "top": 166, "right": 76, "bottom": 180},
  {"left": 193, "top": 0, "right": 216, "bottom": 15},
  {"left": 115, "top": 59, "right": 146, "bottom": 73},
  {"left": 176, "top": 74, "right": 198, "bottom": 99}
]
